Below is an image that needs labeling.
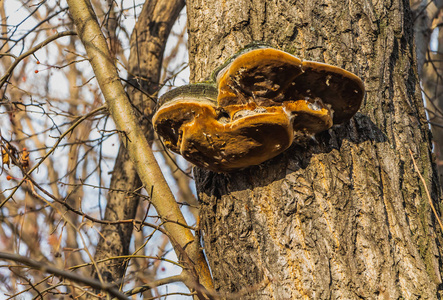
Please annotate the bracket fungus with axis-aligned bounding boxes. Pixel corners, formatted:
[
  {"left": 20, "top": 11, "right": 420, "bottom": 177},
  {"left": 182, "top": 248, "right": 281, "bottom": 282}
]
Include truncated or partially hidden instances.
[{"left": 153, "top": 48, "right": 364, "bottom": 172}]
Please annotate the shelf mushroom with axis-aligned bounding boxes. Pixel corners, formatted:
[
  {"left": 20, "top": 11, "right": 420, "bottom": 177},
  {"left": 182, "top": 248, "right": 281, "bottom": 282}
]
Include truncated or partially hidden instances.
[
  {"left": 153, "top": 48, "right": 364, "bottom": 172},
  {"left": 153, "top": 84, "right": 294, "bottom": 172}
]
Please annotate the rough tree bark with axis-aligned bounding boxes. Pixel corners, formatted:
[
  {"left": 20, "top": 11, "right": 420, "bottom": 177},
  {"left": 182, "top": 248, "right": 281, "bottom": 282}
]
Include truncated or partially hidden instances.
[{"left": 188, "top": 0, "right": 443, "bottom": 298}]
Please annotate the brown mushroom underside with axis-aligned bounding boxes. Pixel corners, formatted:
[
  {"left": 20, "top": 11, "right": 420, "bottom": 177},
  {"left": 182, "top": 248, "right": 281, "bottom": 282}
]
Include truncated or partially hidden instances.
[
  {"left": 153, "top": 99, "right": 294, "bottom": 172},
  {"left": 217, "top": 49, "right": 303, "bottom": 107}
]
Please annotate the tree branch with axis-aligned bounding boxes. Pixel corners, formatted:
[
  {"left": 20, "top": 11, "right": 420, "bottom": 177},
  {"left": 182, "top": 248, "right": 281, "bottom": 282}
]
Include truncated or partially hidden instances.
[
  {"left": 65, "top": 0, "right": 213, "bottom": 296},
  {"left": 0, "top": 252, "right": 128, "bottom": 300}
]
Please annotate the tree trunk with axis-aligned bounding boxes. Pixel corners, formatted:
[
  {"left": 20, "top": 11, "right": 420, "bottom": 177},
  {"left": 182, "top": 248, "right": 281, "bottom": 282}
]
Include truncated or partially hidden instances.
[{"left": 187, "top": 0, "right": 443, "bottom": 298}]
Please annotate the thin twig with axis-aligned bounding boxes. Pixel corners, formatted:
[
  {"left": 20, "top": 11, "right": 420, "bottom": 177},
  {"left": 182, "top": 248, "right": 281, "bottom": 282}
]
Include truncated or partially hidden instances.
[
  {"left": 120, "top": 274, "right": 184, "bottom": 297},
  {"left": 69, "top": 255, "right": 184, "bottom": 271},
  {"left": 0, "top": 30, "right": 77, "bottom": 89},
  {"left": 0, "top": 252, "right": 128, "bottom": 300},
  {"left": 409, "top": 149, "right": 443, "bottom": 232}
]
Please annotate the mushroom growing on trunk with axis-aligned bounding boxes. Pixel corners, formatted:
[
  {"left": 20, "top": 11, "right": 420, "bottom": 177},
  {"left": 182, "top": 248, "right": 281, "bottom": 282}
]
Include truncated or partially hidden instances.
[{"left": 153, "top": 48, "right": 364, "bottom": 172}]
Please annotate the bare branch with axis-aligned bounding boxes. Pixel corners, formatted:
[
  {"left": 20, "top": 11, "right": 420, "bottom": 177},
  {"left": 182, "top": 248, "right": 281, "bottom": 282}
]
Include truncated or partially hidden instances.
[{"left": 0, "top": 252, "right": 128, "bottom": 300}]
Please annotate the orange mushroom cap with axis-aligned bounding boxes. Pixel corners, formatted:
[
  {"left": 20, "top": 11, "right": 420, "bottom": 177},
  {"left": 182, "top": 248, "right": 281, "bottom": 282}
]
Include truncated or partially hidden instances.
[{"left": 283, "top": 98, "right": 333, "bottom": 134}]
